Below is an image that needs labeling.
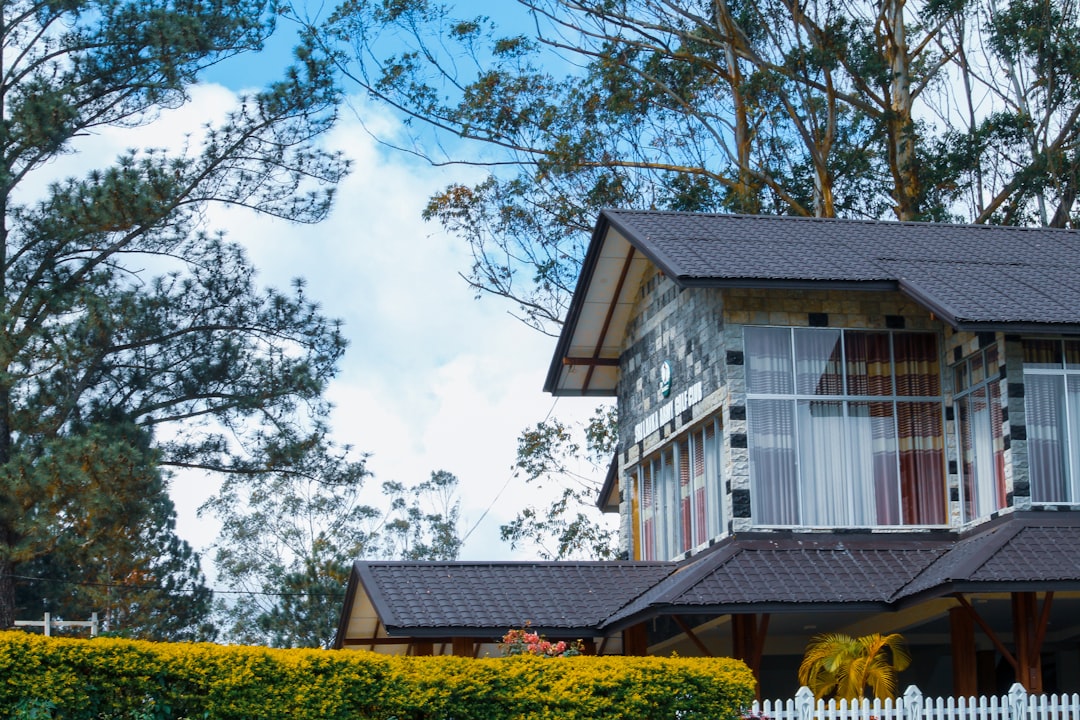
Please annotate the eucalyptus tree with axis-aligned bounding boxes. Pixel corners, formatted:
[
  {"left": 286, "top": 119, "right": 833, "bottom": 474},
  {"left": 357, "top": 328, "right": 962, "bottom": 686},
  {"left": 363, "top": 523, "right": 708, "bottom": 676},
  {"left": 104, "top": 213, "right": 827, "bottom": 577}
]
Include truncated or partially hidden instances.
[
  {"left": 205, "top": 461, "right": 462, "bottom": 649},
  {"left": 0, "top": 0, "right": 348, "bottom": 628},
  {"left": 317, "top": 0, "right": 1080, "bottom": 559}
]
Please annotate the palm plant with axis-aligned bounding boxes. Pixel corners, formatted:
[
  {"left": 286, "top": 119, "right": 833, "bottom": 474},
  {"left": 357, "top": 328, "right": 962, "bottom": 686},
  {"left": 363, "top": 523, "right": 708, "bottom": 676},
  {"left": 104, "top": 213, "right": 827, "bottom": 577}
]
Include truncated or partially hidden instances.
[{"left": 798, "top": 632, "right": 911, "bottom": 700}]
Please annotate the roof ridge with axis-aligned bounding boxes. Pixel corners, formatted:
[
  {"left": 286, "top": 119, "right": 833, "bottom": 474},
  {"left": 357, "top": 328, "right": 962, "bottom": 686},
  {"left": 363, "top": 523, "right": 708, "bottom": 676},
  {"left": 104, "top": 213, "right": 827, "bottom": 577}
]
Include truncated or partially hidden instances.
[{"left": 604, "top": 208, "right": 1080, "bottom": 234}]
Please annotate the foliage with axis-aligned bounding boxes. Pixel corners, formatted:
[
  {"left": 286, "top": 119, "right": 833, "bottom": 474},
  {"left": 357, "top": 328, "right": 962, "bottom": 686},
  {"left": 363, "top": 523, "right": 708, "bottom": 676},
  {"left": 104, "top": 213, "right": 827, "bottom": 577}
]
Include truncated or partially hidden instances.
[
  {"left": 500, "top": 405, "right": 620, "bottom": 560},
  {"left": 13, "top": 446, "right": 214, "bottom": 641},
  {"left": 315, "top": 0, "right": 1080, "bottom": 564},
  {"left": 0, "top": 631, "right": 756, "bottom": 720},
  {"left": 798, "top": 632, "right": 911, "bottom": 701},
  {"left": 204, "top": 463, "right": 461, "bottom": 649},
  {"left": 0, "top": 0, "right": 346, "bottom": 630},
  {"left": 318, "top": 0, "right": 1080, "bottom": 339},
  {"left": 500, "top": 624, "right": 584, "bottom": 657}
]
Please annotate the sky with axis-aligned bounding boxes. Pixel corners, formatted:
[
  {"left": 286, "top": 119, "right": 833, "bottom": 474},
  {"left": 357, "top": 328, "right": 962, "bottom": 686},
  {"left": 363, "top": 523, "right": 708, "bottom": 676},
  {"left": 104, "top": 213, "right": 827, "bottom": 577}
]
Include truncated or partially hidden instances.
[{"left": 56, "top": 5, "right": 610, "bottom": 569}]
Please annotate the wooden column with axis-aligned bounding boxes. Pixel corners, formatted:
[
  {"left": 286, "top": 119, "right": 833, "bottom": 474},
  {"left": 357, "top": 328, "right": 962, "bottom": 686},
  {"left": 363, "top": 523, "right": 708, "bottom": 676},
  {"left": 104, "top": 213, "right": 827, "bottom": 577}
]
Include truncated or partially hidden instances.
[
  {"left": 623, "top": 623, "right": 649, "bottom": 656},
  {"left": 950, "top": 606, "right": 978, "bottom": 697},
  {"left": 413, "top": 641, "right": 434, "bottom": 656},
  {"left": 1012, "top": 592, "right": 1044, "bottom": 693},
  {"left": 451, "top": 636, "right": 473, "bottom": 657},
  {"left": 732, "top": 613, "right": 769, "bottom": 700}
]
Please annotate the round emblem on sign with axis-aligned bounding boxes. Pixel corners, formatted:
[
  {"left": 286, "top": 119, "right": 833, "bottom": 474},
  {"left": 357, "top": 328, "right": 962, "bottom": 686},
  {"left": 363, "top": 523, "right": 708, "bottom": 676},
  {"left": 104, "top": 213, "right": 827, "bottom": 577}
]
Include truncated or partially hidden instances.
[{"left": 659, "top": 360, "right": 672, "bottom": 397}]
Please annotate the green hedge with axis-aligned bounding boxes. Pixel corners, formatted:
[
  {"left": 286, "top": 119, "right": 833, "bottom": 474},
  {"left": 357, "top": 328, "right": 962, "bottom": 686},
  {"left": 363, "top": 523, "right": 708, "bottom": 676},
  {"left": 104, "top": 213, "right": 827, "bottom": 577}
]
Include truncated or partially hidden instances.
[{"left": 0, "top": 631, "right": 755, "bottom": 719}]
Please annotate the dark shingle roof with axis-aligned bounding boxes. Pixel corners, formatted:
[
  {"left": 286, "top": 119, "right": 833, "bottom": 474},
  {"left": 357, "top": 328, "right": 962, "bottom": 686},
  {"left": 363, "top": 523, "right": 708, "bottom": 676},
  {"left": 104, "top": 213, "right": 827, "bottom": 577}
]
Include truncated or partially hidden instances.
[
  {"left": 338, "top": 513, "right": 1080, "bottom": 644},
  {"left": 547, "top": 210, "right": 1080, "bottom": 395},
  {"left": 895, "top": 513, "right": 1080, "bottom": 600},
  {"left": 354, "top": 561, "right": 673, "bottom": 636},
  {"left": 600, "top": 534, "right": 952, "bottom": 630},
  {"left": 600, "top": 210, "right": 1080, "bottom": 328}
]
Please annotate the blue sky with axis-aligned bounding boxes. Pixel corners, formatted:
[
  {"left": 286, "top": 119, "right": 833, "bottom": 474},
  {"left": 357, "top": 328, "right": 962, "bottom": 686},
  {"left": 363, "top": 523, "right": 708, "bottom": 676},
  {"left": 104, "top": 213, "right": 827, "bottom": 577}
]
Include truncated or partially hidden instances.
[{"left": 149, "top": 2, "right": 613, "bottom": 566}]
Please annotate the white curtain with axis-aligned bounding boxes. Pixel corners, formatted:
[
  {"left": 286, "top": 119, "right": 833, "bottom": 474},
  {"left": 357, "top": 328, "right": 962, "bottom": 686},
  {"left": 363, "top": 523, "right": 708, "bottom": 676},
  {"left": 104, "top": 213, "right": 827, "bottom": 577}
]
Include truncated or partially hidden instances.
[{"left": 1027, "top": 374, "right": 1069, "bottom": 502}]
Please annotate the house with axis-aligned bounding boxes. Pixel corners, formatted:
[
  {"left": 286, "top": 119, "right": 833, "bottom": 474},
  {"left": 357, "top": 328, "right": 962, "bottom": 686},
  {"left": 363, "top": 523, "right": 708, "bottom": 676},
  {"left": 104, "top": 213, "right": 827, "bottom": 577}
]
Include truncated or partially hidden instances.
[{"left": 335, "top": 211, "right": 1080, "bottom": 698}]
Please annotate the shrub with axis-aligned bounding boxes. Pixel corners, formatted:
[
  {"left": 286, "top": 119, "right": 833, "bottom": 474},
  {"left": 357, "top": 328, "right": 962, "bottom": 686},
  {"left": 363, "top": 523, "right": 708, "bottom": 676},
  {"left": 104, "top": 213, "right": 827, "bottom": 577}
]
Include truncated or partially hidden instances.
[{"left": 0, "top": 631, "right": 755, "bottom": 719}]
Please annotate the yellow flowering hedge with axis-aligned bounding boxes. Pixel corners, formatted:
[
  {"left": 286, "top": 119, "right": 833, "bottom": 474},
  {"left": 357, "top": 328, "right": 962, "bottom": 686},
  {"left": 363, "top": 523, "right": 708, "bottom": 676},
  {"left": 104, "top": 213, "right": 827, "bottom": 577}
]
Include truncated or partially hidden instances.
[{"left": 0, "top": 631, "right": 755, "bottom": 719}]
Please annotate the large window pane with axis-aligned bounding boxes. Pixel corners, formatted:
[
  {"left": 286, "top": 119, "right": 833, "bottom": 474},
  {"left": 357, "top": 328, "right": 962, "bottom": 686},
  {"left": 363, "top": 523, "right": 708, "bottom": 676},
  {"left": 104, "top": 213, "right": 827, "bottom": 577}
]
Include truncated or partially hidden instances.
[
  {"left": 1027, "top": 373, "right": 1070, "bottom": 502},
  {"left": 747, "top": 328, "right": 945, "bottom": 528},
  {"left": 1024, "top": 338, "right": 1080, "bottom": 505},
  {"left": 657, "top": 448, "right": 677, "bottom": 557},
  {"left": 955, "top": 346, "right": 1007, "bottom": 522},
  {"left": 797, "top": 400, "right": 848, "bottom": 524},
  {"left": 678, "top": 438, "right": 692, "bottom": 554},
  {"left": 851, "top": 401, "right": 899, "bottom": 525},
  {"left": 745, "top": 327, "right": 793, "bottom": 394},
  {"left": 749, "top": 399, "right": 799, "bottom": 525},
  {"left": 846, "top": 333, "right": 893, "bottom": 396},
  {"left": 639, "top": 462, "right": 656, "bottom": 560},
  {"left": 894, "top": 333, "right": 941, "bottom": 396},
  {"left": 896, "top": 401, "right": 946, "bottom": 524},
  {"left": 795, "top": 329, "right": 843, "bottom": 395}
]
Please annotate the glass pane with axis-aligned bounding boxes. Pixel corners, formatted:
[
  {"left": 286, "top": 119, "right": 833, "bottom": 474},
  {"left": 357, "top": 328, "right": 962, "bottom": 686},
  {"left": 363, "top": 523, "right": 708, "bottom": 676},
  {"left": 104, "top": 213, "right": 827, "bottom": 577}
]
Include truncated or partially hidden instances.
[
  {"left": 795, "top": 329, "right": 843, "bottom": 395},
  {"left": 745, "top": 327, "right": 793, "bottom": 394},
  {"left": 846, "top": 332, "right": 892, "bottom": 396},
  {"left": 896, "top": 401, "right": 946, "bottom": 524},
  {"left": 959, "top": 388, "right": 1004, "bottom": 521},
  {"left": 849, "top": 401, "right": 898, "bottom": 525},
  {"left": 1066, "top": 341, "right": 1080, "bottom": 370},
  {"left": 954, "top": 361, "right": 969, "bottom": 393},
  {"left": 678, "top": 438, "right": 692, "bottom": 553},
  {"left": 1025, "top": 374, "right": 1069, "bottom": 502},
  {"left": 639, "top": 464, "right": 655, "bottom": 560},
  {"left": 797, "top": 400, "right": 848, "bottom": 524},
  {"left": 749, "top": 399, "right": 799, "bottom": 525},
  {"left": 1024, "top": 339, "right": 1063, "bottom": 369},
  {"left": 988, "top": 378, "right": 1007, "bottom": 510},
  {"left": 985, "top": 345, "right": 1000, "bottom": 380},
  {"left": 692, "top": 428, "right": 707, "bottom": 547},
  {"left": 894, "top": 333, "right": 941, "bottom": 396},
  {"left": 704, "top": 422, "right": 721, "bottom": 540},
  {"left": 1069, "top": 376, "right": 1080, "bottom": 502},
  {"left": 658, "top": 449, "right": 676, "bottom": 558},
  {"left": 970, "top": 352, "right": 985, "bottom": 385},
  {"left": 630, "top": 470, "right": 643, "bottom": 561}
]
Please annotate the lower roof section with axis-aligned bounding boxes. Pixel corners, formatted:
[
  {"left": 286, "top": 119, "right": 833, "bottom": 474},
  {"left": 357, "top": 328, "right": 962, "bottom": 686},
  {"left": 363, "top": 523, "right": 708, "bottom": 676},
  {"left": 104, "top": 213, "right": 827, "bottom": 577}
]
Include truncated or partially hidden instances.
[{"left": 334, "top": 511, "right": 1080, "bottom": 650}]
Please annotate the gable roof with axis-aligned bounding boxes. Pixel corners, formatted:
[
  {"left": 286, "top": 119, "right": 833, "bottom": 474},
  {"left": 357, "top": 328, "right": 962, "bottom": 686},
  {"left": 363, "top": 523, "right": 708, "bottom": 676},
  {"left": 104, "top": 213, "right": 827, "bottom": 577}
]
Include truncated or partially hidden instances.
[
  {"left": 338, "top": 560, "right": 674, "bottom": 641},
  {"left": 547, "top": 211, "right": 1080, "bottom": 396}
]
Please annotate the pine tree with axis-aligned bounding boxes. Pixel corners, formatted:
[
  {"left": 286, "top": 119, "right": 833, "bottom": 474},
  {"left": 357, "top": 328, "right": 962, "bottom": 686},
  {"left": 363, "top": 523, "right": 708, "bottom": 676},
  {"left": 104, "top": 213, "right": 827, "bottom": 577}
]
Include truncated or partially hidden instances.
[{"left": 0, "top": 0, "right": 348, "bottom": 629}]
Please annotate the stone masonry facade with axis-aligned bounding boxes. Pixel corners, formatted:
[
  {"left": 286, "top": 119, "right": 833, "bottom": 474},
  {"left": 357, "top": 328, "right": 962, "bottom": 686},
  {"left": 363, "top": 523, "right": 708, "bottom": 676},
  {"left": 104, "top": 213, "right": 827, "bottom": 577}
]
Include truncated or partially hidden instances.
[{"left": 615, "top": 269, "right": 1029, "bottom": 560}]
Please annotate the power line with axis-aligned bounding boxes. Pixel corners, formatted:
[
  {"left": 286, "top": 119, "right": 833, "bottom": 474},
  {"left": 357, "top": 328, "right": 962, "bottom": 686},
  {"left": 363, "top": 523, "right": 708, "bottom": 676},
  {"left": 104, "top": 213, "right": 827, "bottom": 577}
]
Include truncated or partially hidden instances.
[{"left": 459, "top": 396, "right": 561, "bottom": 546}]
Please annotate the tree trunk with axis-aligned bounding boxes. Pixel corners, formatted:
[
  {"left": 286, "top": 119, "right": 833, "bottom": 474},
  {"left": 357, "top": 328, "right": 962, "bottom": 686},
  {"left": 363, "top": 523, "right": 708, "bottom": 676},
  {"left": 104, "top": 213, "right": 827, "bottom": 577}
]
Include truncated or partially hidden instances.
[
  {"left": 881, "top": 0, "right": 920, "bottom": 220},
  {"left": 0, "top": 559, "right": 15, "bottom": 629}
]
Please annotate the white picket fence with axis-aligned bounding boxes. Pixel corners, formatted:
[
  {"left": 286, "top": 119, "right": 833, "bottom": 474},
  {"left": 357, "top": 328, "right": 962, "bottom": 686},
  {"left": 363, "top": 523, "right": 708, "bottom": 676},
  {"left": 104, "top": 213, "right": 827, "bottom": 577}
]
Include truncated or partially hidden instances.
[{"left": 750, "top": 684, "right": 1080, "bottom": 720}]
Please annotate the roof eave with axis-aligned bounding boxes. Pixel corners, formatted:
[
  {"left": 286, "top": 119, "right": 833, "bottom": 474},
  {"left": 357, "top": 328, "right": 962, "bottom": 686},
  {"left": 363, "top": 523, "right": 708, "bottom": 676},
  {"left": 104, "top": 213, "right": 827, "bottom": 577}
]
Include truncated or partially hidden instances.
[
  {"left": 332, "top": 561, "right": 365, "bottom": 650},
  {"left": 544, "top": 213, "right": 616, "bottom": 395}
]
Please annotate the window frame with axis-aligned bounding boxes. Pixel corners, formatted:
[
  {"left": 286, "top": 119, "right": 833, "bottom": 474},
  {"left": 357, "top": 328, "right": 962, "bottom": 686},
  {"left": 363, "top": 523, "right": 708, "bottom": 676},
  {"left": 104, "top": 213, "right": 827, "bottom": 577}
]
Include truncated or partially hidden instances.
[
  {"left": 632, "top": 416, "right": 723, "bottom": 560},
  {"left": 744, "top": 326, "right": 948, "bottom": 529},
  {"left": 952, "top": 344, "right": 1007, "bottom": 522},
  {"left": 1022, "top": 338, "right": 1080, "bottom": 505}
]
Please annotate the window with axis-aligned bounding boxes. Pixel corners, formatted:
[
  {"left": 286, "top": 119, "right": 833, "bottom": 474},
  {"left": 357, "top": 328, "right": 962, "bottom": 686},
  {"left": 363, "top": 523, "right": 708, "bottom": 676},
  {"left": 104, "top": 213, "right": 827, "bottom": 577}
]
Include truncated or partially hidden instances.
[
  {"left": 1023, "top": 339, "right": 1080, "bottom": 504},
  {"left": 634, "top": 418, "right": 722, "bottom": 560},
  {"left": 954, "top": 345, "right": 1007, "bottom": 521},
  {"left": 745, "top": 327, "right": 946, "bottom": 527}
]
